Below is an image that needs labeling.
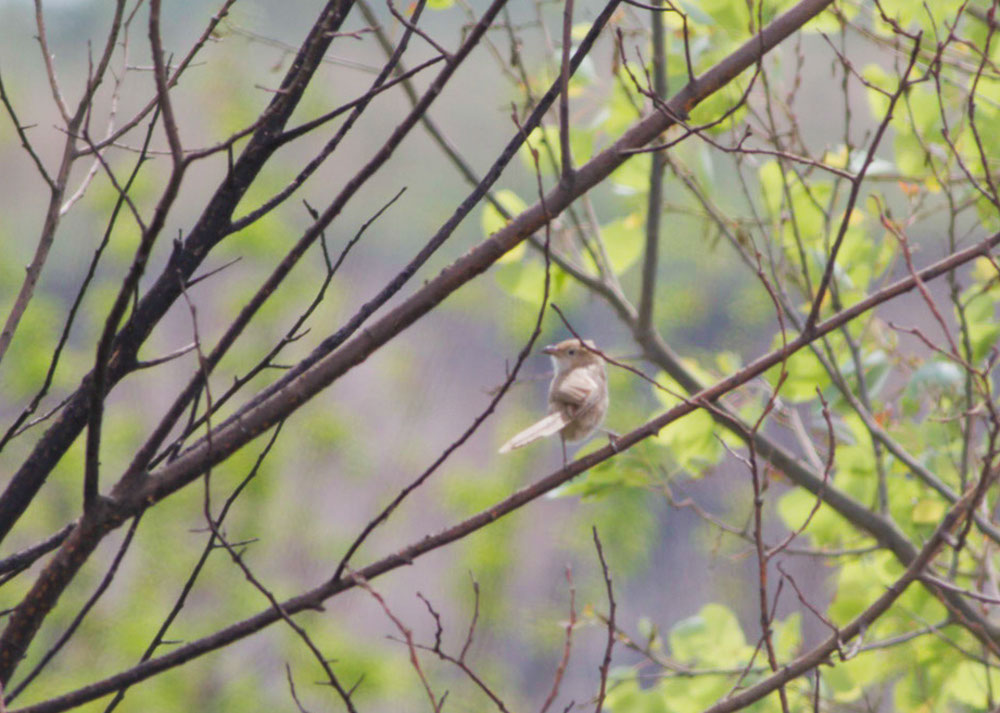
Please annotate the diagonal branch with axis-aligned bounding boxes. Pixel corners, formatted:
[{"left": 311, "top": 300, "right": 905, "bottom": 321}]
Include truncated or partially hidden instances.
[
  {"left": 146, "top": 0, "right": 841, "bottom": 515},
  {"left": 0, "top": 0, "right": 358, "bottom": 544},
  {"left": 0, "top": 0, "right": 842, "bottom": 690},
  {"left": 699, "top": 481, "right": 985, "bottom": 713},
  {"left": 10, "top": 226, "right": 996, "bottom": 713}
]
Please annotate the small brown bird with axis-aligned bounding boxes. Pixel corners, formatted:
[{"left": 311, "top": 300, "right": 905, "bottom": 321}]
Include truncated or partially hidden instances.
[{"left": 499, "top": 338, "right": 609, "bottom": 461}]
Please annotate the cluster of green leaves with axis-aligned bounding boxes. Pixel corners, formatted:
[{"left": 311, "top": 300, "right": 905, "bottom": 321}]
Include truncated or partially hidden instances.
[{"left": 606, "top": 603, "right": 802, "bottom": 713}]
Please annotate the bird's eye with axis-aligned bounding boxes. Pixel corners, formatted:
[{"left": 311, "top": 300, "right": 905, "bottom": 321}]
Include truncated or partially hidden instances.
[{"left": 567, "top": 349, "right": 576, "bottom": 356}]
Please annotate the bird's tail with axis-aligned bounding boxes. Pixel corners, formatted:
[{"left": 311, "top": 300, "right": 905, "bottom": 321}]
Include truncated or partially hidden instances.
[{"left": 498, "top": 412, "right": 568, "bottom": 453}]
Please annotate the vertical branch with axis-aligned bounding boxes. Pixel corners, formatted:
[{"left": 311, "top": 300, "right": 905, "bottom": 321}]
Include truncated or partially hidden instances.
[
  {"left": 84, "top": 0, "right": 194, "bottom": 510},
  {"left": 352, "top": 572, "right": 437, "bottom": 712},
  {"left": 148, "top": 0, "right": 183, "bottom": 166},
  {"left": 592, "top": 527, "right": 616, "bottom": 713},
  {"left": 33, "top": 0, "right": 71, "bottom": 124},
  {"left": 638, "top": 0, "right": 668, "bottom": 334},
  {"left": 539, "top": 567, "right": 576, "bottom": 713},
  {"left": 746, "top": 412, "right": 791, "bottom": 713},
  {"left": 558, "top": 0, "right": 575, "bottom": 183},
  {"left": 963, "top": 6, "right": 1000, "bottom": 209}
]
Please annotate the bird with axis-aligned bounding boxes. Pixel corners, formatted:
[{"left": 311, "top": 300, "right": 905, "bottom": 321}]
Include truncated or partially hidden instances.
[{"left": 499, "top": 338, "right": 609, "bottom": 463}]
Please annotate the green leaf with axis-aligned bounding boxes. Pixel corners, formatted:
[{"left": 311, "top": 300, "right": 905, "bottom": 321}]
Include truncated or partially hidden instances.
[
  {"left": 823, "top": 651, "right": 890, "bottom": 702},
  {"left": 687, "top": 75, "right": 750, "bottom": 134},
  {"left": 862, "top": 64, "right": 894, "bottom": 119},
  {"left": 494, "top": 259, "right": 566, "bottom": 305},
  {"left": 669, "top": 603, "right": 750, "bottom": 667},
  {"left": 759, "top": 160, "right": 784, "bottom": 218},
  {"left": 652, "top": 371, "right": 723, "bottom": 474},
  {"left": 911, "top": 497, "right": 946, "bottom": 525},
  {"left": 481, "top": 189, "right": 528, "bottom": 237},
  {"left": 697, "top": 0, "right": 750, "bottom": 37},
  {"left": 766, "top": 340, "right": 831, "bottom": 403},
  {"left": 519, "top": 124, "right": 594, "bottom": 175},
  {"left": 963, "top": 290, "right": 1000, "bottom": 362},
  {"left": 828, "top": 557, "right": 883, "bottom": 622},
  {"left": 901, "top": 360, "right": 964, "bottom": 416},
  {"left": 550, "top": 443, "right": 657, "bottom": 498},
  {"left": 601, "top": 213, "right": 645, "bottom": 275},
  {"left": 678, "top": 0, "right": 716, "bottom": 26},
  {"left": 774, "top": 612, "right": 802, "bottom": 660},
  {"left": 602, "top": 77, "right": 643, "bottom": 137},
  {"left": 893, "top": 131, "right": 927, "bottom": 178},
  {"left": 658, "top": 674, "right": 745, "bottom": 713},
  {"left": 945, "top": 660, "right": 1000, "bottom": 706},
  {"left": 609, "top": 151, "right": 652, "bottom": 197},
  {"left": 605, "top": 676, "right": 671, "bottom": 713},
  {"left": 656, "top": 408, "right": 723, "bottom": 474},
  {"left": 802, "top": 3, "right": 855, "bottom": 33},
  {"left": 777, "top": 487, "right": 848, "bottom": 548}
]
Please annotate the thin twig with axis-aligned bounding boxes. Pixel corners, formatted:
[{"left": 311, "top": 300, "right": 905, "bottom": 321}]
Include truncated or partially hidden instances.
[{"left": 592, "top": 528, "right": 616, "bottom": 713}]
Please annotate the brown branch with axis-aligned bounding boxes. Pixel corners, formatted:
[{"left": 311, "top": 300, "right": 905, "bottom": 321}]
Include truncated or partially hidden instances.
[
  {"left": 592, "top": 528, "right": 616, "bottom": 713},
  {"left": 156, "top": 0, "right": 833, "bottom": 510},
  {"left": 148, "top": 0, "right": 183, "bottom": 164},
  {"left": 101, "top": 422, "right": 283, "bottom": 713},
  {"left": 33, "top": 0, "right": 71, "bottom": 124},
  {"left": 802, "top": 31, "right": 923, "bottom": 332},
  {"left": 351, "top": 571, "right": 438, "bottom": 711},
  {"left": 558, "top": 0, "right": 575, "bottom": 182},
  {"left": 11, "top": 227, "right": 999, "bottom": 713},
  {"left": 0, "top": 0, "right": 357, "bottom": 544},
  {"left": 77, "top": 0, "right": 240, "bottom": 157},
  {"left": 0, "top": 105, "right": 160, "bottom": 456},
  {"left": 226, "top": 0, "right": 431, "bottom": 234},
  {"left": 0, "top": 0, "right": 128, "bottom": 366},
  {"left": 272, "top": 54, "right": 445, "bottom": 149},
  {"left": 330, "top": 108, "right": 557, "bottom": 583},
  {"left": 700, "top": 483, "right": 984, "bottom": 713},
  {"left": 387, "top": 0, "right": 451, "bottom": 59},
  {"left": 140, "top": 189, "right": 403, "bottom": 473},
  {"left": 539, "top": 567, "right": 576, "bottom": 713},
  {"left": 0, "top": 525, "right": 73, "bottom": 579},
  {"left": 0, "top": 72, "right": 54, "bottom": 190},
  {"left": 224, "top": 0, "right": 623, "bottom": 421},
  {"left": 81, "top": 114, "right": 188, "bottom": 508},
  {"left": 414, "top": 584, "right": 510, "bottom": 712},
  {"left": 5, "top": 516, "right": 142, "bottom": 703},
  {"left": 637, "top": 0, "right": 667, "bottom": 334}
]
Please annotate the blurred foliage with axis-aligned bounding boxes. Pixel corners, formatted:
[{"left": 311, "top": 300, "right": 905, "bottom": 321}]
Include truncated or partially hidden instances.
[{"left": 4, "top": 0, "right": 1000, "bottom": 710}]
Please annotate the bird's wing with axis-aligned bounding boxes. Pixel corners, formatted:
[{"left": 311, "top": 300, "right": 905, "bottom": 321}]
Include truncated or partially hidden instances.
[
  {"left": 498, "top": 411, "right": 569, "bottom": 453},
  {"left": 551, "top": 369, "right": 600, "bottom": 414}
]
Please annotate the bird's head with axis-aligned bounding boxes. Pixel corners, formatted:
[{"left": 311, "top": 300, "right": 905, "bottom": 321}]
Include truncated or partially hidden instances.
[{"left": 542, "top": 338, "right": 601, "bottom": 372}]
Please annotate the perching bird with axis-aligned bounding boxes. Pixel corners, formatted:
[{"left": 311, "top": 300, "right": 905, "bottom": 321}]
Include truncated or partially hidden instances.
[{"left": 499, "top": 338, "right": 609, "bottom": 462}]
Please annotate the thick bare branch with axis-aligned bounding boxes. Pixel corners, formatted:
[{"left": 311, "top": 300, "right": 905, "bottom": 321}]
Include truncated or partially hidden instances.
[{"left": 9, "top": 227, "right": 996, "bottom": 713}]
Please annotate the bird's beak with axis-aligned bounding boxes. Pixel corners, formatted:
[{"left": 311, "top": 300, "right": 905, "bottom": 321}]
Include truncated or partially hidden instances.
[{"left": 542, "top": 344, "right": 558, "bottom": 356}]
